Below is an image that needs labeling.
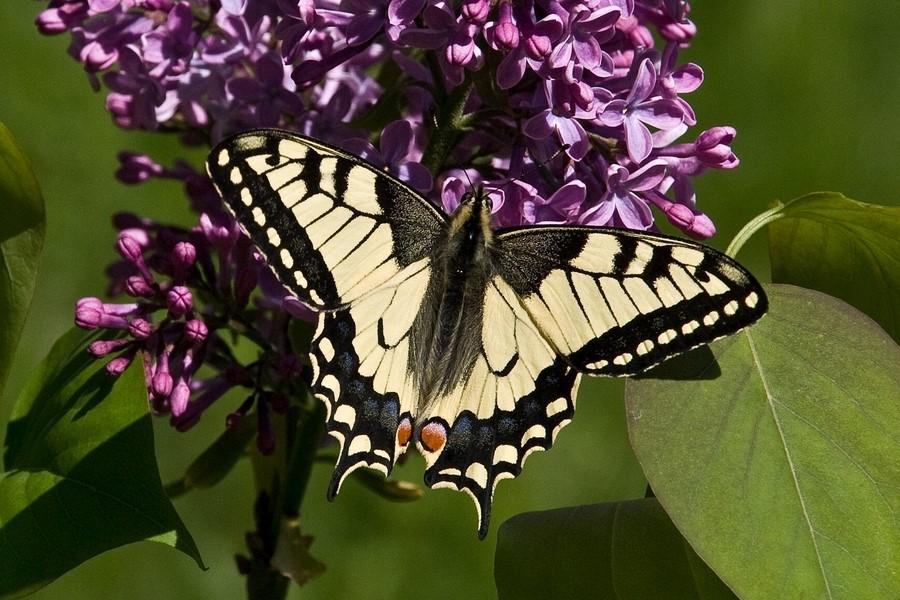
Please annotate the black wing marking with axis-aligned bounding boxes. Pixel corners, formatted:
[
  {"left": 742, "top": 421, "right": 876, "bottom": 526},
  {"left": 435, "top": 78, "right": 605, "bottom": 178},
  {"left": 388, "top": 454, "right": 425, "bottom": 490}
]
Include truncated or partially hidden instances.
[
  {"left": 492, "top": 226, "right": 768, "bottom": 375},
  {"left": 207, "top": 129, "right": 446, "bottom": 310}
]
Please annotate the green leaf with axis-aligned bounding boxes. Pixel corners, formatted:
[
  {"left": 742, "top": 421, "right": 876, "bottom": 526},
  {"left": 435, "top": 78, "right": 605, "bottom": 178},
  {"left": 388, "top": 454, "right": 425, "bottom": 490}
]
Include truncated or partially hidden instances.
[
  {"left": 768, "top": 192, "right": 900, "bottom": 342},
  {"left": 626, "top": 284, "right": 900, "bottom": 600},
  {"left": 0, "top": 328, "right": 203, "bottom": 598},
  {"left": 0, "top": 122, "right": 45, "bottom": 400},
  {"left": 495, "top": 498, "right": 737, "bottom": 600}
]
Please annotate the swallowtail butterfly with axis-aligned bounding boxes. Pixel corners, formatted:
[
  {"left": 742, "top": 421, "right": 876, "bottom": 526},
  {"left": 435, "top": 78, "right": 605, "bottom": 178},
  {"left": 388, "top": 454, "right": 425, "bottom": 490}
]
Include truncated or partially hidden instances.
[{"left": 207, "top": 130, "right": 767, "bottom": 538}]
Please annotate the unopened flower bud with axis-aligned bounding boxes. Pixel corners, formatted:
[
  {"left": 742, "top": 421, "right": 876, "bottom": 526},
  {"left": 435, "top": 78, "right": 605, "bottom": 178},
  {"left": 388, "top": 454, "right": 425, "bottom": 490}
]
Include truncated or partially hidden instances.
[
  {"left": 125, "top": 275, "right": 154, "bottom": 297},
  {"left": 129, "top": 318, "right": 153, "bottom": 339},
  {"left": 106, "top": 355, "right": 133, "bottom": 376},
  {"left": 494, "top": 3, "right": 518, "bottom": 49},
  {"left": 172, "top": 241, "right": 197, "bottom": 279},
  {"left": 184, "top": 319, "right": 208, "bottom": 345},
  {"left": 88, "top": 338, "right": 130, "bottom": 357},
  {"left": 167, "top": 285, "right": 193, "bottom": 317},
  {"left": 461, "top": 0, "right": 490, "bottom": 24}
]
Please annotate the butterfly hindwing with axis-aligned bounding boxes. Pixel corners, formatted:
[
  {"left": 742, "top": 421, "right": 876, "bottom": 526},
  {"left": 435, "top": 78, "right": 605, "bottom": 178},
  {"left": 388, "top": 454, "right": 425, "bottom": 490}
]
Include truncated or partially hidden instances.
[
  {"left": 208, "top": 130, "right": 446, "bottom": 310},
  {"left": 416, "top": 276, "right": 581, "bottom": 538},
  {"left": 309, "top": 259, "right": 432, "bottom": 495},
  {"left": 493, "top": 226, "right": 768, "bottom": 375}
]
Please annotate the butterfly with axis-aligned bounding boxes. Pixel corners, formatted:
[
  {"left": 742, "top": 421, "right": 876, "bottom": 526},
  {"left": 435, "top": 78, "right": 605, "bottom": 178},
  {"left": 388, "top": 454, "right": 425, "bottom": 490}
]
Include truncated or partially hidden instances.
[{"left": 207, "top": 129, "right": 767, "bottom": 538}]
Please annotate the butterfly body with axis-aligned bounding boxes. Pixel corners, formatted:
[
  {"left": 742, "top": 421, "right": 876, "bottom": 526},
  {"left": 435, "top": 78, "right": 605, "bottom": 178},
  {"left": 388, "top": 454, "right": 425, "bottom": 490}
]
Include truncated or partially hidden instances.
[{"left": 208, "top": 129, "right": 767, "bottom": 538}]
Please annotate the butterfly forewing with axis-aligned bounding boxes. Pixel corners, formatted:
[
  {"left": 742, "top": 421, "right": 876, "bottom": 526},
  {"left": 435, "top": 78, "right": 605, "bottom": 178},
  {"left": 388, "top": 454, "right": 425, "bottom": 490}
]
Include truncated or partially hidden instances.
[
  {"left": 207, "top": 130, "right": 446, "bottom": 310},
  {"left": 493, "top": 226, "right": 768, "bottom": 375}
]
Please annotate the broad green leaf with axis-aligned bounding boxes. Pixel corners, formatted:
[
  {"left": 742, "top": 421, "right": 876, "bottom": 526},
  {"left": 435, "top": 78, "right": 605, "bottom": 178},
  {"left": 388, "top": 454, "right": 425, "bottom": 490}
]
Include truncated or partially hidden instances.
[
  {"left": 0, "top": 328, "right": 203, "bottom": 598},
  {"left": 626, "top": 284, "right": 900, "bottom": 600},
  {"left": 0, "top": 122, "right": 45, "bottom": 400},
  {"left": 495, "top": 498, "right": 737, "bottom": 600},
  {"left": 768, "top": 192, "right": 900, "bottom": 342}
]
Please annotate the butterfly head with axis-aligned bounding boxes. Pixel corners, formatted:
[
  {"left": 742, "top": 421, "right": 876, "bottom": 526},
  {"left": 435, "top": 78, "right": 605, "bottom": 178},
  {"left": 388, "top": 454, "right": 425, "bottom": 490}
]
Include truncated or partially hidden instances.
[{"left": 451, "top": 186, "right": 494, "bottom": 250}]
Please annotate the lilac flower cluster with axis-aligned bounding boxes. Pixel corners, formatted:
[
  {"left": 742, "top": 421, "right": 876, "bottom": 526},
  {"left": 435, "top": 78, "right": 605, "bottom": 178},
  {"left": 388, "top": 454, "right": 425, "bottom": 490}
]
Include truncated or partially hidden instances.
[
  {"left": 73, "top": 163, "right": 306, "bottom": 451},
  {"left": 41, "top": 0, "right": 739, "bottom": 444}
]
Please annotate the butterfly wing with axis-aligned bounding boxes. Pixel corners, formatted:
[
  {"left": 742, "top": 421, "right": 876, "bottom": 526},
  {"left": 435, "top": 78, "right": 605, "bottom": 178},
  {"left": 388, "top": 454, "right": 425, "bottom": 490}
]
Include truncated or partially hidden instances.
[
  {"left": 416, "top": 275, "right": 581, "bottom": 538},
  {"left": 207, "top": 129, "right": 447, "bottom": 491},
  {"left": 492, "top": 226, "right": 768, "bottom": 375},
  {"left": 207, "top": 129, "right": 446, "bottom": 310},
  {"left": 310, "top": 259, "right": 432, "bottom": 496}
]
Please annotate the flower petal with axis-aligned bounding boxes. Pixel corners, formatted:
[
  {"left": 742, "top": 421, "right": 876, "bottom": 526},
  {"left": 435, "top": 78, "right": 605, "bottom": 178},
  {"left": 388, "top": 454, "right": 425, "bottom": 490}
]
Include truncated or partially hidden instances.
[{"left": 624, "top": 114, "right": 653, "bottom": 163}]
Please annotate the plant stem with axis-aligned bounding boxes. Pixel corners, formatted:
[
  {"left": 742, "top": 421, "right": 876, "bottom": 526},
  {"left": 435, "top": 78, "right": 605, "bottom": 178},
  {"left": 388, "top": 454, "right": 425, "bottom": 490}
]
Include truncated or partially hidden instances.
[
  {"left": 725, "top": 202, "right": 786, "bottom": 258},
  {"left": 280, "top": 400, "right": 327, "bottom": 519},
  {"left": 421, "top": 76, "right": 474, "bottom": 176},
  {"left": 245, "top": 398, "right": 326, "bottom": 600}
]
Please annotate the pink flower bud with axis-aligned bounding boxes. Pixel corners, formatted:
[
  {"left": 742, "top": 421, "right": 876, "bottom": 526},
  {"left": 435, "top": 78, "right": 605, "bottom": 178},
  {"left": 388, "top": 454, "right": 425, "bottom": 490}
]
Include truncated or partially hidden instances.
[
  {"left": 152, "top": 371, "right": 174, "bottom": 398},
  {"left": 172, "top": 241, "right": 197, "bottom": 279},
  {"left": 116, "top": 233, "right": 144, "bottom": 263},
  {"left": 169, "top": 380, "right": 191, "bottom": 417},
  {"left": 494, "top": 3, "right": 519, "bottom": 50},
  {"left": 88, "top": 338, "right": 130, "bottom": 357},
  {"left": 125, "top": 275, "right": 154, "bottom": 297},
  {"left": 461, "top": 0, "right": 490, "bottom": 24},
  {"left": 75, "top": 297, "right": 104, "bottom": 329},
  {"left": 129, "top": 318, "right": 153, "bottom": 339},
  {"left": 106, "top": 355, "right": 133, "bottom": 376},
  {"left": 167, "top": 286, "right": 193, "bottom": 317},
  {"left": 116, "top": 152, "right": 164, "bottom": 184},
  {"left": 184, "top": 319, "right": 208, "bottom": 345}
]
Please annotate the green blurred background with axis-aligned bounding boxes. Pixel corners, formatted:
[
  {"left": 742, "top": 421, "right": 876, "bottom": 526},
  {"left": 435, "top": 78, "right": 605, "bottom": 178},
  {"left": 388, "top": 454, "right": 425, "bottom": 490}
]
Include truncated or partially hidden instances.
[{"left": 2, "top": 2, "right": 899, "bottom": 598}]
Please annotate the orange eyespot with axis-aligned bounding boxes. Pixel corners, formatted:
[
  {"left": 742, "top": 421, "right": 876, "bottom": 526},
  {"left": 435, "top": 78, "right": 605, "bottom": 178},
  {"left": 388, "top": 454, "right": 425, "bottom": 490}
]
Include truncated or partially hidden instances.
[
  {"left": 397, "top": 417, "right": 413, "bottom": 447},
  {"left": 420, "top": 421, "right": 447, "bottom": 453}
]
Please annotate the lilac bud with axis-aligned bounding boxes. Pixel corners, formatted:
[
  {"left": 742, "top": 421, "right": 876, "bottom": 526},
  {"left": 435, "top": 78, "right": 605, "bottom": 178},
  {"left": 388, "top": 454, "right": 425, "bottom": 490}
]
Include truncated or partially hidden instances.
[
  {"left": 695, "top": 127, "right": 739, "bottom": 169},
  {"left": 446, "top": 34, "right": 476, "bottom": 66},
  {"left": 152, "top": 371, "right": 174, "bottom": 398},
  {"left": 125, "top": 275, "right": 154, "bottom": 297},
  {"left": 167, "top": 286, "right": 193, "bottom": 317},
  {"left": 199, "top": 212, "right": 238, "bottom": 252},
  {"left": 116, "top": 233, "right": 144, "bottom": 263},
  {"left": 129, "top": 318, "right": 153, "bottom": 339},
  {"left": 106, "top": 355, "right": 133, "bottom": 376},
  {"left": 117, "top": 233, "right": 154, "bottom": 282},
  {"left": 184, "top": 319, "right": 208, "bottom": 345},
  {"left": 661, "top": 201, "right": 716, "bottom": 240},
  {"left": 88, "top": 338, "right": 130, "bottom": 357},
  {"left": 172, "top": 241, "right": 197, "bottom": 280},
  {"left": 494, "top": 3, "right": 519, "bottom": 50},
  {"left": 75, "top": 297, "right": 104, "bottom": 329},
  {"left": 116, "top": 152, "right": 164, "bottom": 184},
  {"left": 526, "top": 38, "right": 549, "bottom": 60},
  {"left": 170, "top": 379, "right": 191, "bottom": 417},
  {"left": 35, "top": 5, "right": 85, "bottom": 34},
  {"left": 461, "top": 0, "right": 490, "bottom": 24}
]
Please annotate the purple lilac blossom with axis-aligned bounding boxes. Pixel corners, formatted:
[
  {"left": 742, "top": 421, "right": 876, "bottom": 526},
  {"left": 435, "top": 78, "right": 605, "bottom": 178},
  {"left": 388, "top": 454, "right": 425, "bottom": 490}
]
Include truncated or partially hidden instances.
[{"left": 42, "top": 0, "right": 739, "bottom": 445}]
